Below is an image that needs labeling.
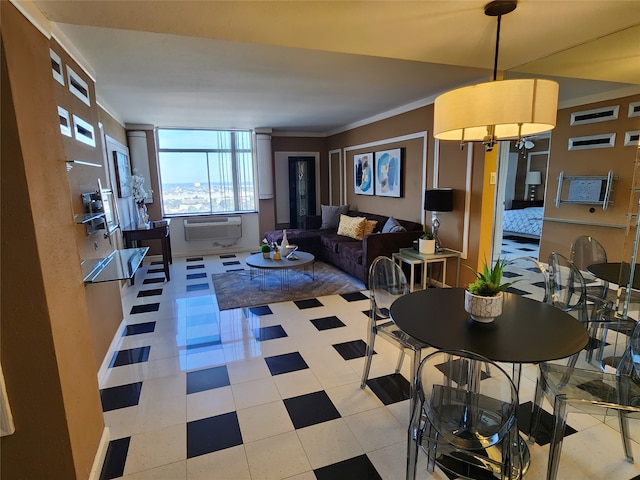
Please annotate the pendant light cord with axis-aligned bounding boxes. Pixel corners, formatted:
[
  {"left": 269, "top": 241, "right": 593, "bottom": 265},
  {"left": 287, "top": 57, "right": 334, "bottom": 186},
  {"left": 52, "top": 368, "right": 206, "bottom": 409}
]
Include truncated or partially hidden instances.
[{"left": 493, "top": 14, "right": 501, "bottom": 81}]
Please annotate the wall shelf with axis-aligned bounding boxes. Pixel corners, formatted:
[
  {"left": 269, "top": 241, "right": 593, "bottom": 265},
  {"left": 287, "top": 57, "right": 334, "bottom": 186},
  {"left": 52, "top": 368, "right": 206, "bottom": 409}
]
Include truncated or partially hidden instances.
[{"left": 82, "top": 247, "right": 148, "bottom": 284}]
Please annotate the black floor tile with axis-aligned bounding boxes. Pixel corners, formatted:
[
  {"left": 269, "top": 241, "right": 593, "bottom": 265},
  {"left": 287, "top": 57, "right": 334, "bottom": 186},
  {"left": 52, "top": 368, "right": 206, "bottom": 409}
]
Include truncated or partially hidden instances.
[
  {"left": 502, "top": 271, "right": 521, "bottom": 279},
  {"left": 284, "top": 390, "right": 341, "bottom": 429},
  {"left": 186, "top": 264, "right": 205, "bottom": 270},
  {"left": 265, "top": 352, "right": 309, "bottom": 376},
  {"left": 100, "top": 382, "right": 143, "bottom": 412},
  {"left": 222, "top": 260, "right": 241, "bottom": 266},
  {"left": 142, "top": 277, "right": 165, "bottom": 284},
  {"left": 110, "top": 346, "right": 151, "bottom": 367},
  {"left": 219, "top": 254, "right": 236, "bottom": 259},
  {"left": 314, "top": 454, "right": 382, "bottom": 480},
  {"left": 187, "top": 412, "right": 242, "bottom": 458},
  {"left": 147, "top": 267, "right": 165, "bottom": 274},
  {"left": 253, "top": 325, "right": 288, "bottom": 341},
  {"left": 187, "top": 257, "right": 204, "bottom": 262},
  {"left": 532, "top": 281, "right": 547, "bottom": 289},
  {"left": 186, "top": 283, "right": 209, "bottom": 292},
  {"left": 186, "top": 338, "right": 222, "bottom": 351},
  {"left": 187, "top": 272, "right": 207, "bottom": 280},
  {"left": 137, "top": 288, "right": 163, "bottom": 297},
  {"left": 340, "top": 292, "right": 368, "bottom": 302},
  {"left": 434, "top": 358, "right": 490, "bottom": 384},
  {"left": 248, "top": 305, "right": 273, "bottom": 316},
  {"left": 333, "top": 339, "right": 369, "bottom": 360},
  {"left": 294, "top": 298, "right": 324, "bottom": 309},
  {"left": 505, "top": 286, "right": 533, "bottom": 296},
  {"left": 150, "top": 260, "right": 163, "bottom": 265},
  {"left": 186, "top": 365, "right": 230, "bottom": 394},
  {"left": 130, "top": 303, "right": 160, "bottom": 314},
  {"left": 438, "top": 455, "right": 498, "bottom": 480},
  {"left": 517, "top": 401, "right": 577, "bottom": 446},
  {"left": 226, "top": 268, "right": 245, "bottom": 272},
  {"left": 124, "top": 322, "right": 155, "bottom": 336},
  {"left": 366, "top": 373, "right": 410, "bottom": 405},
  {"left": 584, "top": 337, "right": 609, "bottom": 351},
  {"left": 311, "top": 316, "right": 346, "bottom": 331},
  {"left": 99, "top": 437, "right": 130, "bottom": 480}
]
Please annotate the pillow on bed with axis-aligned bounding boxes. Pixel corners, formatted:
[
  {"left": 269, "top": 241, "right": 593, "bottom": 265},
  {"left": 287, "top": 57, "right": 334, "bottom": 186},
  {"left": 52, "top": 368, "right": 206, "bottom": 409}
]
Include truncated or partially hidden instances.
[
  {"left": 337, "top": 214, "right": 367, "bottom": 240},
  {"left": 321, "top": 204, "right": 350, "bottom": 229}
]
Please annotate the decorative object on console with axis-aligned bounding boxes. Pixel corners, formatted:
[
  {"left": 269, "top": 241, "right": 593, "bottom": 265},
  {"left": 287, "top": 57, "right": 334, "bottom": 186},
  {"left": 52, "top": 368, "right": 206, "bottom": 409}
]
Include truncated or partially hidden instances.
[
  {"left": 131, "top": 172, "right": 152, "bottom": 228},
  {"left": 374, "top": 149, "right": 401, "bottom": 197},
  {"left": 433, "top": 0, "right": 558, "bottom": 151},
  {"left": 525, "top": 170, "right": 542, "bottom": 201},
  {"left": 424, "top": 188, "right": 453, "bottom": 252}
]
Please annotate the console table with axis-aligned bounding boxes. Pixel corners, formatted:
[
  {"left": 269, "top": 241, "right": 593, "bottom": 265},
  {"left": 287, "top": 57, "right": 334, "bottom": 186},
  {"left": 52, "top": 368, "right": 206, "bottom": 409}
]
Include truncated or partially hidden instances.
[{"left": 122, "top": 220, "right": 172, "bottom": 283}]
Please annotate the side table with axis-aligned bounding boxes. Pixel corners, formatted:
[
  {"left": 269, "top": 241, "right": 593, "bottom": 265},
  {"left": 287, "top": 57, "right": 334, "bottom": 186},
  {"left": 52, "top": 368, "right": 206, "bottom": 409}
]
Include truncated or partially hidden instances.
[
  {"left": 122, "top": 219, "right": 172, "bottom": 284},
  {"left": 393, "top": 248, "right": 461, "bottom": 291}
]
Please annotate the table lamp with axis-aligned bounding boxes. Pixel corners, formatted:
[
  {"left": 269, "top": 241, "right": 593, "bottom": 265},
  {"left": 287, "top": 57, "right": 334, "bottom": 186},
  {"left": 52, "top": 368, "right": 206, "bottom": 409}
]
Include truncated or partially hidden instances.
[
  {"left": 425, "top": 188, "right": 454, "bottom": 252},
  {"left": 526, "top": 171, "right": 542, "bottom": 201}
]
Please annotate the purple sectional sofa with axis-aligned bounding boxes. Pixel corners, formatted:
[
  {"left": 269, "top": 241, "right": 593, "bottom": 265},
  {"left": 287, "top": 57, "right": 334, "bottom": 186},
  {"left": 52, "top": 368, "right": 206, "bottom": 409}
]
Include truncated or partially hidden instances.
[{"left": 263, "top": 210, "right": 422, "bottom": 286}]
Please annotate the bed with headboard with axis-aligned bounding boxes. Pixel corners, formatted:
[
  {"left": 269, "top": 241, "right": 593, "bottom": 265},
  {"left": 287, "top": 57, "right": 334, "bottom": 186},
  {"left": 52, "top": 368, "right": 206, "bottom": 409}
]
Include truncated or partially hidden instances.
[{"left": 502, "top": 201, "right": 544, "bottom": 240}]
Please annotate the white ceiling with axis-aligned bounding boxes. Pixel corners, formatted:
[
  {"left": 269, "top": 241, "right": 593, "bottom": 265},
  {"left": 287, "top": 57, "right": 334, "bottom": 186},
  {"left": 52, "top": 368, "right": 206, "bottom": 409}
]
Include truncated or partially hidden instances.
[{"left": 28, "top": 0, "right": 640, "bottom": 134}]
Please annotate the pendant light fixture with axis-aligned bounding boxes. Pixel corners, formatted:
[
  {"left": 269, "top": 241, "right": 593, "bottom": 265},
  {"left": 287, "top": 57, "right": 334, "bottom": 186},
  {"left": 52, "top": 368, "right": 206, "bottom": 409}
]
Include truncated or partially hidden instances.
[{"left": 433, "top": 0, "right": 559, "bottom": 151}]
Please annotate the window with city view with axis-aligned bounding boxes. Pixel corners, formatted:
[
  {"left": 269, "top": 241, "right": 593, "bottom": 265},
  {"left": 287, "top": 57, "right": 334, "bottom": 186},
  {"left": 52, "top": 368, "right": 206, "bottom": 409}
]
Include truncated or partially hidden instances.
[{"left": 157, "top": 128, "right": 255, "bottom": 216}]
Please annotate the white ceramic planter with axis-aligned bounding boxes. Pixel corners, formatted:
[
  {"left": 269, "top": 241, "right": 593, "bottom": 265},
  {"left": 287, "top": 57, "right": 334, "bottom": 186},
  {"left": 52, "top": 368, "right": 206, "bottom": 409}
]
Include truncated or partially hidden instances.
[
  {"left": 464, "top": 290, "right": 504, "bottom": 323},
  {"left": 419, "top": 238, "right": 436, "bottom": 254}
]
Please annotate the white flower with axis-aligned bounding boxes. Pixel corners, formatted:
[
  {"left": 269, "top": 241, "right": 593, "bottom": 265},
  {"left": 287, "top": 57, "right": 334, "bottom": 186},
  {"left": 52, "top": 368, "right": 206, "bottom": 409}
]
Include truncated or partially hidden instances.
[{"left": 131, "top": 174, "right": 152, "bottom": 205}]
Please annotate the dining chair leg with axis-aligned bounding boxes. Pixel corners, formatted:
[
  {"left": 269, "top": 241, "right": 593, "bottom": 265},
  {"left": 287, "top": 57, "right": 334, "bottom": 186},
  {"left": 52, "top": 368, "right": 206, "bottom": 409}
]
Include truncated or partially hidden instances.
[
  {"left": 528, "top": 373, "right": 545, "bottom": 445},
  {"left": 394, "top": 347, "right": 405, "bottom": 374},
  {"left": 406, "top": 390, "right": 422, "bottom": 480},
  {"left": 547, "top": 394, "right": 568, "bottom": 480},
  {"left": 512, "top": 363, "right": 522, "bottom": 391},
  {"left": 360, "top": 323, "right": 376, "bottom": 389},
  {"left": 618, "top": 409, "right": 635, "bottom": 462}
]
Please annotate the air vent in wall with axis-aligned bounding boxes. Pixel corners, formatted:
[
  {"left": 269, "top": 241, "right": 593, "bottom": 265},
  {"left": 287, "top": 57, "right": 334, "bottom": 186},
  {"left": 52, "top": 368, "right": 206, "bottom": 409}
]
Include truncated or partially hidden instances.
[
  {"left": 570, "top": 105, "right": 619, "bottom": 126},
  {"left": 72, "top": 114, "right": 95, "bottom": 147},
  {"left": 50, "top": 49, "right": 64, "bottom": 86},
  {"left": 568, "top": 133, "right": 616, "bottom": 151},
  {"left": 58, "top": 106, "right": 71, "bottom": 137},
  {"left": 625, "top": 131, "right": 639, "bottom": 147},
  {"left": 66, "top": 66, "right": 91, "bottom": 106},
  {"left": 629, "top": 102, "right": 640, "bottom": 118}
]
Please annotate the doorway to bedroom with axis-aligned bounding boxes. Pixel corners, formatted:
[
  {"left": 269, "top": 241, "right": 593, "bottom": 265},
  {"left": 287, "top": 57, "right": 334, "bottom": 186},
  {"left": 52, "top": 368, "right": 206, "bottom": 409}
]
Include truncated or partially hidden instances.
[{"left": 493, "top": 135, "right": 550, "bottom": 263}]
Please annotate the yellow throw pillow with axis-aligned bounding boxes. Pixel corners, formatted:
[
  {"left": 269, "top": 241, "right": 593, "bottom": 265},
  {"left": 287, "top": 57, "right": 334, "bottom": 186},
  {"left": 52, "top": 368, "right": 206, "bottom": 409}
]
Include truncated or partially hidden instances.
[
  {"left": 363, "top": 219, "right": 378, "bottom": 236},
  {"left": 337, "top": 214, "right": 367, "bottom": 240}
]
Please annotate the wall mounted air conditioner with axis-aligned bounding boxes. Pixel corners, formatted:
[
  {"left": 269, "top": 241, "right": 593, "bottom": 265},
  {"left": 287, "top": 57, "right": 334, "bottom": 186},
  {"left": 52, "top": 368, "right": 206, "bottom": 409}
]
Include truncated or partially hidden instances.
[{"left": 183, "top": 216, "right": 242, "bottom": 241}]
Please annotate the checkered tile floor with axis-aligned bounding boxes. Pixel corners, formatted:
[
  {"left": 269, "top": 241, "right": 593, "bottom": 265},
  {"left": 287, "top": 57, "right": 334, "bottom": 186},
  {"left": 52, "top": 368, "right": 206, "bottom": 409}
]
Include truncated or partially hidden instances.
[
  {"left": 500, "top": 237, "right": 540, "bottom": 261},
  {"left": 98, "top": 252, "right": 640, "bottom": 479}
]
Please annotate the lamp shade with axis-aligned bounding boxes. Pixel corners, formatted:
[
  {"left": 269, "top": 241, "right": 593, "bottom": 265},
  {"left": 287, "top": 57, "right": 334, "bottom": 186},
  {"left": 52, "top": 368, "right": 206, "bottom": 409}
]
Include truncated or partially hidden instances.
[
  {"left": 433, "top": 79, "right": 559, "bottom": 141},
  {"left": 425, "top": 188, "right": 454, "bottom": 212},
  {"left": 525, "top": 171, "right": 542, "bottom": 185}
]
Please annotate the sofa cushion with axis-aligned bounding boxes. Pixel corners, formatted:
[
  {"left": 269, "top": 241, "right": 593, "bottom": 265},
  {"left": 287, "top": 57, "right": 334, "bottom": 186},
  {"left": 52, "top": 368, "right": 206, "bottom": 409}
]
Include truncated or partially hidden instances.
[
  {"left": 363, "top": 219, "right": 378, "bottom": 236},
  {"left": 321, "top": 204, "right": 350, "bottom": 229},
  {"left": 337, "top": 241, "right": 363, "bottom": 264},
  {"left": 382, "top": 216, "right": 407, "bottom": 233},
  {"left": 337, "top": 214, "right": 366, "bottom": 240},
  {"left": 320, "top": 233, "right": 355, "bottom": 253}
]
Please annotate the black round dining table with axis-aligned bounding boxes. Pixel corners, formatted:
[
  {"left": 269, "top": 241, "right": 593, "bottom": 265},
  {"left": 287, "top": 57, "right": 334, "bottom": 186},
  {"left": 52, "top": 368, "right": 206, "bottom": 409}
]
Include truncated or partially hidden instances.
[
  {"left": 390, "top": 288, "right": 588, "bottom": 364},
  {"left": 588, "top": 262, "right": 640, "bottom": 290}
]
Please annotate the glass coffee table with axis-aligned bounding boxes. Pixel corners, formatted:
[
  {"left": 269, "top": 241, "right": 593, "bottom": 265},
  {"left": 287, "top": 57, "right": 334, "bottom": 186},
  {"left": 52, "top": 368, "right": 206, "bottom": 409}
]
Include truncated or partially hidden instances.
[{"left": 245, "top": 251, "right": 315, "bottom": 290}]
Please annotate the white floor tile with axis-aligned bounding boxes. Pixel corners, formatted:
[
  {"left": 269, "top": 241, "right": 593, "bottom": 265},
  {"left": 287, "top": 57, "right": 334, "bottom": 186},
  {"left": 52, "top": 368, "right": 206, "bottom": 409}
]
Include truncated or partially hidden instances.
[
  {"left": 244, "top": 431, "right": 312, "bottom": 480},
  {"left": 296, "top": 418, "right": 364, "bottom": 469}
]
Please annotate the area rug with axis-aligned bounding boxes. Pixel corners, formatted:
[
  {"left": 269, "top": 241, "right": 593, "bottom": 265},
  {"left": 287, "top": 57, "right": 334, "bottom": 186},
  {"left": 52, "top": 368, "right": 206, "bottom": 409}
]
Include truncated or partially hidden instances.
[{"left": 211, "top": 261, "right": 366, "bottom": 310}]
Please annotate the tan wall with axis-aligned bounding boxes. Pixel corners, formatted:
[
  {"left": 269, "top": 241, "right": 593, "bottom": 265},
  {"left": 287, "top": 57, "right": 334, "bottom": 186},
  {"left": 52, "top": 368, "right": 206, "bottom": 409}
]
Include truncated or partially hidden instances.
[
  {"left": 540, "top": 94, "right": 640, "bottom": 262},
  {"left": 1, "top": 3, "right": 104, "bottom": 478}
]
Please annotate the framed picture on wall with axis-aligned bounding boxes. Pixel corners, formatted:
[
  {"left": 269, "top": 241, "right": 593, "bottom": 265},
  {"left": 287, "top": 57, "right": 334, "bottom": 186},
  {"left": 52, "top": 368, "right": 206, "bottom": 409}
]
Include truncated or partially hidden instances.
[
  {"left": 374, "top": 148, "right": 401, "bottom": 197},
  {"left": 113, "top": 151, "right": 132, "bottom": 198},
  {"left": 354, "top": 152, "right": 374, "bottom": 195}
]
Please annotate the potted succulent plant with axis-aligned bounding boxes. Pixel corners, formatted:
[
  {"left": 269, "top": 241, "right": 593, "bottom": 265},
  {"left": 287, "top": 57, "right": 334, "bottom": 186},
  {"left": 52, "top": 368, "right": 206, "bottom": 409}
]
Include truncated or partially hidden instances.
[
  {"left": 418, "top": 230, "right": 436, "bottom": 254},
  {"left": 260, "top": 243, "right": 271, "bottom": 259},
  {"left": 464, "top": 258, "right": 515, "bottom": 323}
]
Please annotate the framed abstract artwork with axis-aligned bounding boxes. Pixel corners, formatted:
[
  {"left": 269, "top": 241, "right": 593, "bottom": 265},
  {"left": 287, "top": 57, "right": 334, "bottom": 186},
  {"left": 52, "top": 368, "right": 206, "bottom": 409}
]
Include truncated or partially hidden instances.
[
  {"left": 113, "top": 150, "right": 132, "bottom": 198},
  {"left": 354, "top": 152, "right": 374, "bottom": 195},
  {"left": 374, "top": 148, "right": 401, "bottom": 197}
]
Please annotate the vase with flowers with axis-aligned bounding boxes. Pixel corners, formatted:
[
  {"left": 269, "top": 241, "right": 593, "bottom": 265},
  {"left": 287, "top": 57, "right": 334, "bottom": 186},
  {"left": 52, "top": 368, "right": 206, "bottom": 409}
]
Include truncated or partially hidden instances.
[{"left": 131, "top": 172, "right": 152, "bottom": 228}]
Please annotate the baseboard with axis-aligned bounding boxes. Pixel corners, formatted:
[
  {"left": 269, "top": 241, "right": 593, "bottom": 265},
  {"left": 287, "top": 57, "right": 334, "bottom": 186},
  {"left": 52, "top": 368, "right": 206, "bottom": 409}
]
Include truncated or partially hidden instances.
[
  {"left": 97, "top": 319, "right": 126, "bottom": 387},
  {"left": 88, "top": 427, "right": 110, "bottom": 480}
]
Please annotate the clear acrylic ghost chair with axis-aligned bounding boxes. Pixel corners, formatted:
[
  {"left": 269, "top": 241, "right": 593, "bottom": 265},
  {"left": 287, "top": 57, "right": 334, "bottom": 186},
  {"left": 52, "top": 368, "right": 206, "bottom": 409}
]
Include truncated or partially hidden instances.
[
  {"left": 570, "top": 235, "right": 609, "bottom": 316},
  {"left": 361, "top": 256, "right": 428, "bottom": 394},
  {"left": 529, "top": 320, "right": 640, "bottom": 480},
  {"left": 408, "top": 349, "right": 523, "bottom": 480},
  {"left": 502, "top": 256, "right": 551, "bottom": 387}
]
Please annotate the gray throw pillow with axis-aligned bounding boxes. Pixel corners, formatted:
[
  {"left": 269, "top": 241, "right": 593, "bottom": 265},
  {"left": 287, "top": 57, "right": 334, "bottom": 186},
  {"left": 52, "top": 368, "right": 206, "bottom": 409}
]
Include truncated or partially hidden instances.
[
  {"left": 382, "top": 216, "right": 407, "bottom": 233},
  {"left": 321, "top": 204, "right": 350, "bottom": 229}
]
